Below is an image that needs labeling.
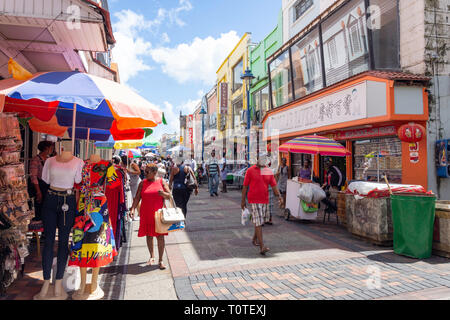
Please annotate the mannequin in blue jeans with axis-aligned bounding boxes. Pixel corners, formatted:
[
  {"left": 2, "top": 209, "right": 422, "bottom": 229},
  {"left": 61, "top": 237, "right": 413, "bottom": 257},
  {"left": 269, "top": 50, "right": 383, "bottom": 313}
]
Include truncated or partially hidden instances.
[{"left": 33, "top": 151, "right": 83, "bottom": 300}]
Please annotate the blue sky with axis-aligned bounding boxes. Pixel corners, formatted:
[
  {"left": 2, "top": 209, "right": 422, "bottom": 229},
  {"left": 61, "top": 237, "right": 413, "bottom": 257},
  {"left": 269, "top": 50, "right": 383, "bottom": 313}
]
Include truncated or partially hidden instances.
[{"left": 108, "top": 0, "right": 282, "bottom": 139}]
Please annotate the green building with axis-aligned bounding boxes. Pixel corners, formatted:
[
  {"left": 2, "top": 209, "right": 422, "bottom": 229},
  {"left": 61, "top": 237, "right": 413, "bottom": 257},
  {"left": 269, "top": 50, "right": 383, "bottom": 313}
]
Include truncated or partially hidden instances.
[{"left": 249, "top": 9, "right": 283, "bottom": 126}]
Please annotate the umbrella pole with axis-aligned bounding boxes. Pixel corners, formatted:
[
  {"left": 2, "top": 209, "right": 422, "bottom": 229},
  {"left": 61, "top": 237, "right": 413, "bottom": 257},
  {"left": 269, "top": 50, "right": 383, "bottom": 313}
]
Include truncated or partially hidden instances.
[
  {"left": 71, "top": 103, "right": 77, "bottom": 154},
  {"left": 311, "top": 154, "right": 314, "bottom": 181},
  {"left": 86, "top": 128, "right": 90, "bottom": 157}
]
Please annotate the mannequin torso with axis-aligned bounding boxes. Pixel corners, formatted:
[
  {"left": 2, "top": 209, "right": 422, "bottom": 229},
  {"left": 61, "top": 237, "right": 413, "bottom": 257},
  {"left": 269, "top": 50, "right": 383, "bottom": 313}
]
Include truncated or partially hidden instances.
[{"left": 55, "top": 151, "right": 74, "bottom": 163}]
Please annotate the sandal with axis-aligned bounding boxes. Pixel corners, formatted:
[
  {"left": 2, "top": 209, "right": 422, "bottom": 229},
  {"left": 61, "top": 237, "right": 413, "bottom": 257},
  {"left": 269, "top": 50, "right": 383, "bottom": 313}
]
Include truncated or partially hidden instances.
[
  {"left": 146, "top": 258, "right": 155, "bottom": 266},
  {"left": 260, "top": 247, "right": 270, "bottom": 255},
  {"left": 252, "top": 239, "right": 259, "bottom": 247},
  {"left": 266, "top": 221, "right": 273, "bottom": 225},
  {"left": 159, "top": 262, "right": 166, "bottom": 270}
]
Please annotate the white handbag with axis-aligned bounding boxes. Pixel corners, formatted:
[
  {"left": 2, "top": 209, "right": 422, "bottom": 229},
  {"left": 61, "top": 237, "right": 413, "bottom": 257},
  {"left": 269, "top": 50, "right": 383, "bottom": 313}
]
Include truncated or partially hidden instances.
[{"left": 161, "top": 195, "right": 185, "bottom": 224}]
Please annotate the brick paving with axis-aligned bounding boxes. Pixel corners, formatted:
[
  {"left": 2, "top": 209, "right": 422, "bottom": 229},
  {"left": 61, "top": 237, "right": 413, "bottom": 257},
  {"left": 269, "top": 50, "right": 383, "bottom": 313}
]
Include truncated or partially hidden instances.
[
  {"left": 1, "top": 185, "right": 450, "bottom": 300},
  {"left": 168, "top": 186, "right": 450, "bottom": 300}
]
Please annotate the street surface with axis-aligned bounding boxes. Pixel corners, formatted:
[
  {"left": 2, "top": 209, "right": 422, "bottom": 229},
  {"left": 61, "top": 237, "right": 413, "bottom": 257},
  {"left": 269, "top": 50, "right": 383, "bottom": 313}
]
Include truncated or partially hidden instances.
[
  {"left": 2, "top": 185, "right": 450, "bottom": 300},
  {"left": 102, "top": 185, "right": 450, "bottom": 300}
]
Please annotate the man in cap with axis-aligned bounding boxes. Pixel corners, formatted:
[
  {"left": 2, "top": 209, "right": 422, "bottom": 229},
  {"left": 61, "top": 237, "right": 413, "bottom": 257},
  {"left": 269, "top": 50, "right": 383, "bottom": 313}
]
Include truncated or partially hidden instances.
[{"left": 241, "top": 153, "right": 283, "bottom": 255}]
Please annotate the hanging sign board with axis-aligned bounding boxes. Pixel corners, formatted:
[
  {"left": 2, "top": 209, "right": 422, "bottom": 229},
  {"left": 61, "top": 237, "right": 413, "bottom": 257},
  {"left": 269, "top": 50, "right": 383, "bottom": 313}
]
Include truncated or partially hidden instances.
[{"left": 220, "top": 82, "right": 228, "bottom": 115}]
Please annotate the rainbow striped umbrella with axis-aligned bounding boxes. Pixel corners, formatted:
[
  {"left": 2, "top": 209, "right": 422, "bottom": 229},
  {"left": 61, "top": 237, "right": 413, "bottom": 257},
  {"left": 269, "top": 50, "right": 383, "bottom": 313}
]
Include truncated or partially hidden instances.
[{"left": 279, "top": 135, "right": 351, "bottom": 157}]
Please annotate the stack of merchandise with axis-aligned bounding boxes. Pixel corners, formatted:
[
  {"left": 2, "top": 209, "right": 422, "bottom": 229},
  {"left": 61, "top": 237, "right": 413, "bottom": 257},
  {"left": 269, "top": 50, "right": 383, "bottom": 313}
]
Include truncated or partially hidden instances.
[{"left": 0, "top": 113, "right": 32, "bottom": 295}]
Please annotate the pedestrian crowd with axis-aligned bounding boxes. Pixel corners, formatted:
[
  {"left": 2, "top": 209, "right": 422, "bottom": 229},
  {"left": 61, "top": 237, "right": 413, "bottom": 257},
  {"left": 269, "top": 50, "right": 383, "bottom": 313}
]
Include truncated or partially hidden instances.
[{"left": 103, "top": 148, "right": 343, "bottom": 268}]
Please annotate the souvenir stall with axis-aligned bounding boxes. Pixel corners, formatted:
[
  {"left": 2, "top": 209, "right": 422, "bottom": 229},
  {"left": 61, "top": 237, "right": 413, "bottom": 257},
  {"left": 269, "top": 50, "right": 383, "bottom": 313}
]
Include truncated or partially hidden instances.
[
  {"left": 0, "top": 71, "right": 163, "bottom": 300},
  {"left": 0, "top": 113, "right": 33, "bottom": 296},
  {"left": 344, "top": 123, "right": 431, "bottom": 246},
  {"left": 279, "top": 136, "right": 351, "bottom": 221}
]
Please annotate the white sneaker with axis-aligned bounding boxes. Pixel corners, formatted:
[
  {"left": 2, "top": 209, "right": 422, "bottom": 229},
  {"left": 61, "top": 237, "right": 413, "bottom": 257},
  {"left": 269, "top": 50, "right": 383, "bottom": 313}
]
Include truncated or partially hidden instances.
[{"left": 133, "top": 217, "right": 140, "bottom": 221}]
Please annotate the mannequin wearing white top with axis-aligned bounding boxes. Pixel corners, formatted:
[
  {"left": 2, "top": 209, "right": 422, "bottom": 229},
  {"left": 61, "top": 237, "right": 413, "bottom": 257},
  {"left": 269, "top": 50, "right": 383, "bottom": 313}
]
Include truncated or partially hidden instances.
[{"left": 34, "top": 151, "right": 84, "bottom": 301}]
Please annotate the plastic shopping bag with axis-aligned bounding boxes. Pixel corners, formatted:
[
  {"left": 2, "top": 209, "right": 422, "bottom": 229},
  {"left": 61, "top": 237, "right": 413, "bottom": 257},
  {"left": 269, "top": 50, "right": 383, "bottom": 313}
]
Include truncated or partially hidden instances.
[
  {"left": 241, "top": 208, "right": 251, "bottom": 226},
  {"left": 310, "top": 184, "right": 326, "bottom": 203},
  {"left": 298, "top": 184, "right": 313, "bottom": 203}
]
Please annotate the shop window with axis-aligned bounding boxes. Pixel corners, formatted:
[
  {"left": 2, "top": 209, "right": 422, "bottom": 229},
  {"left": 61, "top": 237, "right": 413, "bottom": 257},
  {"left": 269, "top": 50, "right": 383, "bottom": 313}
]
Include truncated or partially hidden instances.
[
  {"left": 261, "top": 86, "right": 270, "bottom": 115},
  {"left": 370, "top": 0, "right": 400, "bottom": 70},
  {"left": 232, "top": 98, "right": 243, "bottom": 128},
  {"left": 232, "top": 60, "right": 243, "bottom": 92},
  {"left": 321, "top": 0, "right": 369, "bottom": 87},
  {"left": 327, "top": 38, "right": 338, "bottom": 67},
  {"left": 294, "top": 0, "right": 313, "bottom": 22},
  {"left": 353, "top": 137, "right": 402, "bottom": 184},
  {"left": 269, "top": 50, "right": 293, "bottom": 108},
  {"left": 252, "top": 85, "right": 270, "bottom": 124},
  {"left": 291, "top": 27, "right": 323, "bottom": 100}
]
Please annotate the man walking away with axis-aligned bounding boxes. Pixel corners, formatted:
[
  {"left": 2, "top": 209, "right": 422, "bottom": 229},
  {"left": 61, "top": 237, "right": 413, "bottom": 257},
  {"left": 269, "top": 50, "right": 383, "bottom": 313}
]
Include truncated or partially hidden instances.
[
  {"left": 206, "top": 150, "right": 220, "bottom": 197},
  {"left": 241, "top": 153, "right": 283, "bottom": 255}
]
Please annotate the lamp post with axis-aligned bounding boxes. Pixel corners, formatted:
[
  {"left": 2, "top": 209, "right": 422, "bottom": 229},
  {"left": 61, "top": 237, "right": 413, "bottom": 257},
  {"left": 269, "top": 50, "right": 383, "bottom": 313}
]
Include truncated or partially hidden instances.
[
  {"left": 241, "top": 68, "right": 255, "bottom": 163},
  {"left": 200, "top": 97, "right": 207, "bottom": 163}
]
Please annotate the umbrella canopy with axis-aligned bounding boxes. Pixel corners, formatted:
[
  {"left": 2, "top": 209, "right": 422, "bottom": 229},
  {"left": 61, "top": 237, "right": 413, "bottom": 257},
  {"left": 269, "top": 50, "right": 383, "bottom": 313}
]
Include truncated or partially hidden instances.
[
  {"left": 95, "top": 135, "right": 115, "bottom": 149},
  {"left": 141, "top": 134, "right": 161, "bottom": 148},
  {"left": 128, "top": 149, "right": 141, "bottom": 158},
  {"left": 0, "top": 71, "right": 162, "bottom": 131},
  {"left": 114, "top": 140, "right": 144, "bottom": 150},
  {"left": 279, "top": 135, "right": 351, "bottom": 157}
]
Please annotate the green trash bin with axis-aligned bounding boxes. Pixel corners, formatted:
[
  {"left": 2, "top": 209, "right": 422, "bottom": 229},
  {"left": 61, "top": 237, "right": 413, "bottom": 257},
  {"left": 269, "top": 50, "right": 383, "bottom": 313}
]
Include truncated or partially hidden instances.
[{"left": 391, "top": 194, "right": 436, "bottom": 259}]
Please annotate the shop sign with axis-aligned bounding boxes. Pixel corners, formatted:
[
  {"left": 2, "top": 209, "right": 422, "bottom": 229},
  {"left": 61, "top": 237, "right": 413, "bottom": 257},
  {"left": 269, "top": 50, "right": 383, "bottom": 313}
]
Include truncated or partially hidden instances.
[
  {"left": 220, "top": 82, "right": 228, "bottom": 115},
  {"left": 265, "top": 82, "right": 367, "bottom": 138},
  {"left": 188, "top": 114, "right": 194, "bottom": 145},
  {"left": 409, "top": 142, "right": 419, "bottom": 164},
  {"left": 331, "top": 125, "right": 397, "bottom": 141}
]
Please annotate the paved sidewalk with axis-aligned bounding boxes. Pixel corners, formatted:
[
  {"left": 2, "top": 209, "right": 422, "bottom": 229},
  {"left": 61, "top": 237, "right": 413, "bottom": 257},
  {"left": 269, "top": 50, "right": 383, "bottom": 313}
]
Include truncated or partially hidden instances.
[
  {"left": 2, "top": 185, "right": 450, "bottom": 300},
  {"left": 164, "top": 186, "right": 450, "bottom": 300}
]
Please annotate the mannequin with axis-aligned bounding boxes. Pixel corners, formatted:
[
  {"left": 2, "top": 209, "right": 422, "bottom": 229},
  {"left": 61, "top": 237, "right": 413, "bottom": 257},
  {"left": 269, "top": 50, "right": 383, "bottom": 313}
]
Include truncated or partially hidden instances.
[
  {"left": 34, "top": 151, "right": 84, "bottom": 300},
  {"left": 69, "top": 154, "right": 119, "bottom": 300},
  {"left": 73, "top": 153, "right": 102, "bottom": 300}
]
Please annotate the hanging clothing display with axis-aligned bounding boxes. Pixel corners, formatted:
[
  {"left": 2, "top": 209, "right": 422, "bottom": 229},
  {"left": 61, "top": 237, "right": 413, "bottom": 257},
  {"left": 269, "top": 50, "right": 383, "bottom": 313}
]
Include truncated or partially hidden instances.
[
  {"left": 105, "top": 164, "right": 126, "bottom": 251},
  {"left": 69, "top": 160, "right": 119, "bottom": 268},
  {"left": 0, "top": 113, "right": 32, "bottom": 295}
]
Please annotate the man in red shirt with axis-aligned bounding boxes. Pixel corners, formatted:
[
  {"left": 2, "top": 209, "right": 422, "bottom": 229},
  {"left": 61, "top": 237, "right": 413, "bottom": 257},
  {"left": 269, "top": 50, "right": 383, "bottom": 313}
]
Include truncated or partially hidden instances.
[{"left": 241, "top": 153, "right": 283, "bottom": 255}]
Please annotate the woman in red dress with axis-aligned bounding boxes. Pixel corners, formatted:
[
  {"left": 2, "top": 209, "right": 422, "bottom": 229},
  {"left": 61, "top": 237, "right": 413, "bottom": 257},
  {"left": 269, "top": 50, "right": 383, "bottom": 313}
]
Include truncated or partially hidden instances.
[{"left": 130, "top": 163, "right": 171, "bottom": 270}]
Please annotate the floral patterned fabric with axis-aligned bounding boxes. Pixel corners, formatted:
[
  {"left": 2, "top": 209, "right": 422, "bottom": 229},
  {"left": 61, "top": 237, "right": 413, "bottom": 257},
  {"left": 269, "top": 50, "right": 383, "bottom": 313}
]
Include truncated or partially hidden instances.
[{"left": 69, "top": 160, "right": 119, "bottom": 268}]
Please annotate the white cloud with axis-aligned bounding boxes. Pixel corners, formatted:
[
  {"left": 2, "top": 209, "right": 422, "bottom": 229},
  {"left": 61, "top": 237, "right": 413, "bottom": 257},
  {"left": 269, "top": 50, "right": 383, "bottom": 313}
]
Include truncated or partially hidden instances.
[
  {"left": 112, "top": 1, "right": 193, "bottom": 84},
  {"left": 112, "top": 10, "right": 153, "bottom": 84},
  {"left": 156, "top": 98, "right": 200, "bottom": 139},
  {"left": 161, "top": 32, "right": 171, "bottom": 44},
  {"left": 149, "top": 31, "right": 241, "bottom": 85}
]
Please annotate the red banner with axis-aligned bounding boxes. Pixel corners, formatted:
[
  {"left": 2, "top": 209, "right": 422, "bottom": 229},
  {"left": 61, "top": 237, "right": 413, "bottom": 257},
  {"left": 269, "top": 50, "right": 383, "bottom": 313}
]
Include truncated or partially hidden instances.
[{"left": 328, "top": 125, "right": 397, "bottom": 141}]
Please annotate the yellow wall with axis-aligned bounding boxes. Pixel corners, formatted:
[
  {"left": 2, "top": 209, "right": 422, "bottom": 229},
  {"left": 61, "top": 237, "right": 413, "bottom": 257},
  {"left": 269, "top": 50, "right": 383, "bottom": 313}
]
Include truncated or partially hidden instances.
[{"left": 216, "top": 33, "right": 252, "bottom": 145}]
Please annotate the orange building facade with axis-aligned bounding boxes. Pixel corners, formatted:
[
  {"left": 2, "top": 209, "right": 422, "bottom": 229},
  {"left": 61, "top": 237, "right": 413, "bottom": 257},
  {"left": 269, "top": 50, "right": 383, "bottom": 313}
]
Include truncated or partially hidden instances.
[{"left": 263, "top": 71, "right": 430, "bottom": 190}]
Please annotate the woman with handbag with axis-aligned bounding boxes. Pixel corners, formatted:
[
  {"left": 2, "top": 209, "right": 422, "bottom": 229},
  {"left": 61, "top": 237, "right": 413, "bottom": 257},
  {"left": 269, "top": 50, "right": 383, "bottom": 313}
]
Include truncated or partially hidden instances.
[
  {"left": 130, "top": 163, "right": 171, "bottom": 270},
  {"left": 169, "top": 158, "right": 198, "bottom": 219}
]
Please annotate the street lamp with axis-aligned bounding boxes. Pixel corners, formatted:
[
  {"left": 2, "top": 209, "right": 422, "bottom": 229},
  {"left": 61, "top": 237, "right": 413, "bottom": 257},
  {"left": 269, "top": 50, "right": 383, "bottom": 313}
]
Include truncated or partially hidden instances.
[
  {"left": 241, "top": 68, "right": 255, "bottom": 163},
  {"left": 200, "top": 97, "right": 207, "bottom": 162}
]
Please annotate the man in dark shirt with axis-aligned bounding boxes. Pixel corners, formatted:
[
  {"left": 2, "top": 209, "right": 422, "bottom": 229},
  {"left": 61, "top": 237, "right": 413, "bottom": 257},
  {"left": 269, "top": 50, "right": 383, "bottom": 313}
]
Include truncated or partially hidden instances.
[{"left": 321, "top": 158, "right": 344, "bottom": 213}]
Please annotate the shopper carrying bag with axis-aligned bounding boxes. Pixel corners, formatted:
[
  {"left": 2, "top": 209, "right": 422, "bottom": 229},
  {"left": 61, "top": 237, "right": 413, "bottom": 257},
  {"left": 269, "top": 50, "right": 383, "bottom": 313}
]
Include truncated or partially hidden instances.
[{"left": 130, "top": 163, "right": 171, "bottom": 270}]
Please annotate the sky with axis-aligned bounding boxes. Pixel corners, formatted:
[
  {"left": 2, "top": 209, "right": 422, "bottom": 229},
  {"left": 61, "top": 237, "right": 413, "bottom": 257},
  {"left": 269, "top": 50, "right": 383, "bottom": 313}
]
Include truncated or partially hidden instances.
[{"left": 108, "top": 0, "right": 282, "bottom": 140}]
